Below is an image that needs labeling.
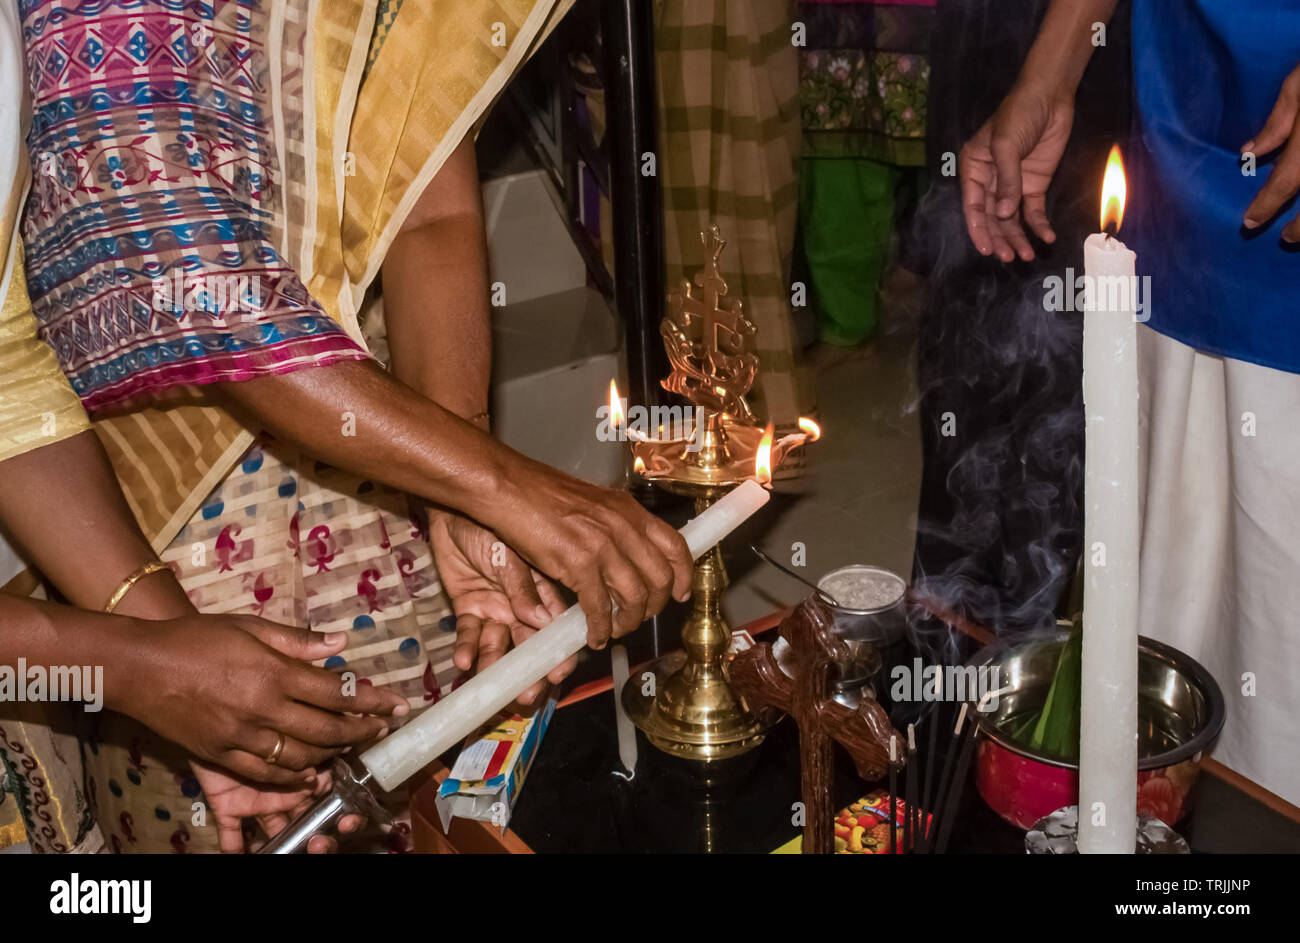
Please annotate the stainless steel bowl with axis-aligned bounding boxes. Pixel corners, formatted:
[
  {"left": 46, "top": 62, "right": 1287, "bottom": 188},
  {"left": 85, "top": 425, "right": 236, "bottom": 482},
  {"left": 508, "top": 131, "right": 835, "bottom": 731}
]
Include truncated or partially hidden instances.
[
  {"left": 964, "top": 629, "right": 1226, "bottom": 828},
  {"left": 968, "top": 630, "right": 1225, "bottom": 768}
]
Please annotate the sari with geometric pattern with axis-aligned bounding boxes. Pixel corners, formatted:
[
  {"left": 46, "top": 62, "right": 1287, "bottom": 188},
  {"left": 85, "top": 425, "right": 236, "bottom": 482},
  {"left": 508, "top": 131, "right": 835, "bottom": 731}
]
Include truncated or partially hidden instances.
[
  {"left": 0, "top": 0, "right": 96, "bottom": 853},
  {"left": 6, "top": 0, "right": 569, "bottom": 852}
]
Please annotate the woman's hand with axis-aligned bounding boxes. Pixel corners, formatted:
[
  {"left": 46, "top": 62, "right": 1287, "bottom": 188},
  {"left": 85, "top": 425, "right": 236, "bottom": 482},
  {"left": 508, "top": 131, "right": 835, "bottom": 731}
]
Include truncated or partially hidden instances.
[
  {"left": 429, "top": 509, "right": 572, "bottom": 708},
  {"left": 960, "top": 81, "right": 1075, "bottom": 261},
  {"left": 117, "top": 615, "right": 408, "bottom": 786},
  {"left": 1243, "top": 63, "right": 1300, "bottom": 241},
  {"left": 190, "top": 759, "right": 367, "bottom": 854},
  {"left": 489, "top": 460, "right": 693, "bottom": 651}
]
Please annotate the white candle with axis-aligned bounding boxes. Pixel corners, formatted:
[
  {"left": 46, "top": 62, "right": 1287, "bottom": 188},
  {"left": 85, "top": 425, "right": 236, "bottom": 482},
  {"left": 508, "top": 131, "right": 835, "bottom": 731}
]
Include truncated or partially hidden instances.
[
  {"left": 361, "top": 479, "right": 771, "bottom": 791},
  {"left": 1078, "top": 230, "right": 1140, "bottom": 853},
  {"left": 610, "top": 644, "right": 637, "bottom": 777}
]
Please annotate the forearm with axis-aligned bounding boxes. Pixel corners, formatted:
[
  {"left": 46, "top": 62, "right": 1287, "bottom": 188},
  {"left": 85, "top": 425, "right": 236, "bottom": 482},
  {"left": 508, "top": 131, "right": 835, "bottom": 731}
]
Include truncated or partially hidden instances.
[
  {"left": 213, "top": 360, "right": 529, "bottom": 530},
  {"left": 0, "top": 431, "right": 194, "bottom": 620},
  {"left": 1020, "top": 0, "right": 1120, "bottom": 99},
  {"left": 0, "top": 595, "right": 149, "bottom": 713},
  {"left": 382, "top": 137, "right": 492, "bottom": 425},
  {"left": 383, "top": 215, "right": 492, "bottom": 420}
]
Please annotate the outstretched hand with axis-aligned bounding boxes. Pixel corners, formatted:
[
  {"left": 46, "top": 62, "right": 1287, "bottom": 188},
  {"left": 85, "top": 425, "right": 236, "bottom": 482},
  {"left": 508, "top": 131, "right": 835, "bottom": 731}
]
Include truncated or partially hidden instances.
[{"left": 960, "top": 82, "right": 1074, "bottom": 261}]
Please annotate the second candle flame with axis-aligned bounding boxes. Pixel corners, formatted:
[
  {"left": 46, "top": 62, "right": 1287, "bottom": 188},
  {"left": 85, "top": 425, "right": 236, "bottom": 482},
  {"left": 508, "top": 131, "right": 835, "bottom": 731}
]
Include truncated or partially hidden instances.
[
  {"left": 608, "top": 379, "right": 624, "bottom": 428},
  {"left": 755, "top": 423, "right": 774, "bottom": 486}
]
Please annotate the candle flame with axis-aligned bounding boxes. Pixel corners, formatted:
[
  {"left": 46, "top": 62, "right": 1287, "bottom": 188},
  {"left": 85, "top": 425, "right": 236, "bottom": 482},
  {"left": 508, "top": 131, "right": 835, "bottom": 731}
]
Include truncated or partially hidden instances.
[
  {"left": 1100, "top": 144, "right": 1127, "bottom": 232},
  {"left": 608, "top": 379, "right": 624, "bottom": 428},
  {"left": 633, "top": 456, "right": 646, "bottom": 475},
  {"left": 797, "top": 416, "right": 821, "bottom": 441},
  {"left": 755, "top": 423, "right": 774, "bottom": 485}
]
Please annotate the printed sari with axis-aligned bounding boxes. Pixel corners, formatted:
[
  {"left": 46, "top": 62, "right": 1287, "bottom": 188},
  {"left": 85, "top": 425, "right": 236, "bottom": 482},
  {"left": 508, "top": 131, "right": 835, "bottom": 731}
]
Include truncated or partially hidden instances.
[
  {"left": 0, "top": 0, "right": 98, "bottom": 853},
  {"left": 6, "top": 0, "right": 569, "bottom": 852}
]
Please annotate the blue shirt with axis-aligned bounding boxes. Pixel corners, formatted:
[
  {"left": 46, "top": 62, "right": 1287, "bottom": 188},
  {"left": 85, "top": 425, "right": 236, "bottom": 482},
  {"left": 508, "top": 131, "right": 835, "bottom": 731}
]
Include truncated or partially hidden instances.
[{"left": 1129, "top": 0, "right": 1300, "bottom": 373}]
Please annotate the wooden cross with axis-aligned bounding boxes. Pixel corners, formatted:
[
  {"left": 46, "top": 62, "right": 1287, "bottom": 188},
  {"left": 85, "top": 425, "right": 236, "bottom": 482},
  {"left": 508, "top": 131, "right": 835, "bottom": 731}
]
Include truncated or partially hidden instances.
[{"left": 731, "top": 599, "right": 900, "bottom": 854}]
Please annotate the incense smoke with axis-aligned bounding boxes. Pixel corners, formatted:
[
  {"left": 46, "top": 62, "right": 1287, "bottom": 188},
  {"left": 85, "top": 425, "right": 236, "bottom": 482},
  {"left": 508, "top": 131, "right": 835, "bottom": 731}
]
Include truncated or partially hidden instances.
[{"left": 901, "top": 178, "right": 1085, "bottom": 666}]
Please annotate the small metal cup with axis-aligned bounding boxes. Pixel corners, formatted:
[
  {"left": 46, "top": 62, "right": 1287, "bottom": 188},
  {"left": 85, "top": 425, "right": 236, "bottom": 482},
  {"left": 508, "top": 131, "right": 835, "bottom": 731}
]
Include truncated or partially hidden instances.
[
  {"left": 816, "top": 565, "right": 907, "bottom": 645},
  {"left": 814, "top": 565, "right": 907, "bottom": 704}
]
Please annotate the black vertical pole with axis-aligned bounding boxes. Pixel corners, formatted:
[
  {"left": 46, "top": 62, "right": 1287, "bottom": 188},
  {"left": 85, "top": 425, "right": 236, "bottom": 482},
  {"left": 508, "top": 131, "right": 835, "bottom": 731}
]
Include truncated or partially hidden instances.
[{"left": 602, "top": 0, "right": 667, "bottom": 413}]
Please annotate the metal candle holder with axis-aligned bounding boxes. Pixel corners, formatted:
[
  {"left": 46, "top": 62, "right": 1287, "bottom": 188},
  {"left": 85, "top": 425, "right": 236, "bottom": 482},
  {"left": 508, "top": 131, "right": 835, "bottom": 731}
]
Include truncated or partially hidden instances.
[
  {"left": 260, "top": 756, "right": 387, "bottom": 854},
  {"left": 619, "top": 226, "right": 816, "bottom": 761}
]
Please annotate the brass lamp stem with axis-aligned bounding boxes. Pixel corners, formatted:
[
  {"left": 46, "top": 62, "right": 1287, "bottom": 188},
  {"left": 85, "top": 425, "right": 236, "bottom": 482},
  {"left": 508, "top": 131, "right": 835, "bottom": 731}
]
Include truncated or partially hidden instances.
[
  {"left": 622, "top": 483, "right": 768, "bottom": 761},
  {"left": 680, "top": 494, "right": 729, "bottom": 669}
]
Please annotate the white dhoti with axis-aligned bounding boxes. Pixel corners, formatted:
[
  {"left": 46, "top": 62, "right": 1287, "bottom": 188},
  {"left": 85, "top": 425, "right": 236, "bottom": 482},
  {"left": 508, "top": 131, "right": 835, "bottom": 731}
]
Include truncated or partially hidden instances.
[{"left": 1138, "top": 327, "right": 1300, "bottom": 806}]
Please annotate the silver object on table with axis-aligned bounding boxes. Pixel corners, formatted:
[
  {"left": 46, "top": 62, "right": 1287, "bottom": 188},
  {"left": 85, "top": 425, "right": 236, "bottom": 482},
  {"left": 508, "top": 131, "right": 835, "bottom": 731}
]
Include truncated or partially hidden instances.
[
  {"left": 259, "top": 755, "right": 387, "bottom": 854},
  {"left": 1026, "top": 805, "right": 1190, "bottom": 854},
  {"left": 815, "top": 564, "right": 907, "bottom": 642}
]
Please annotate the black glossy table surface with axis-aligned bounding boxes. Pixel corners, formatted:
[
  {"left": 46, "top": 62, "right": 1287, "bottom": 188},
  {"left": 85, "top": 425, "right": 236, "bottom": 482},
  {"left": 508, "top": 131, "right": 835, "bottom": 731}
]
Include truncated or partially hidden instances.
[{"left": 507, "top": 643, "right": 1300, "bottom": 855}]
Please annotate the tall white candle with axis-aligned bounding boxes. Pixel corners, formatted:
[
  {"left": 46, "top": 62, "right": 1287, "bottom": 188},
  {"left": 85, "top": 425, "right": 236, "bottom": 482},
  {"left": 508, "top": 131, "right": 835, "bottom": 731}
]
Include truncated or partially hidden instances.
[
  {"left": 361, "top": 479, "right": 771, "bottom": 791},
  {"left": 1078, "top": 230, "right": 1140, "bottom": 854}
]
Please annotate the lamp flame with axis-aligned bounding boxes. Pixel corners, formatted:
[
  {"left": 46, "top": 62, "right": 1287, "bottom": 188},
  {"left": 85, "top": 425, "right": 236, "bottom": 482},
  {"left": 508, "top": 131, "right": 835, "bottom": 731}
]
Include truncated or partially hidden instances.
[
  {"left": 608, "top": 379, "right": 624, "bottom": 428},
  {"left": 1100, "top": 144, "right": 1127, "bottom": 233},
  {"left": 633, "top": 456, "right": 646, "bottom": 475},
  {"left": 797, "top": 417, "right": 821, "bottom": 441},
  {"left": 755, "top": 423, "right": 774, "bottom": 485}
]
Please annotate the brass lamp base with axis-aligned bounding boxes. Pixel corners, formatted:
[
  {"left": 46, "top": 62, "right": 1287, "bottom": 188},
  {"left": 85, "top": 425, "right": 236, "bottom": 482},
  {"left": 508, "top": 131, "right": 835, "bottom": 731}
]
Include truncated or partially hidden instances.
[{"left": 621, "top": 651, "right": 771, "bottom": 761}]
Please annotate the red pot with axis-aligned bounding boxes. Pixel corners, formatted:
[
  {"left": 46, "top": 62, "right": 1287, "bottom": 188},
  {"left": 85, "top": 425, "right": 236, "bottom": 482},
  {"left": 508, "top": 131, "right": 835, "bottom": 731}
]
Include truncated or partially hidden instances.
[{"left": 969, "top": 633, "right": 1224, "bottom": 830}]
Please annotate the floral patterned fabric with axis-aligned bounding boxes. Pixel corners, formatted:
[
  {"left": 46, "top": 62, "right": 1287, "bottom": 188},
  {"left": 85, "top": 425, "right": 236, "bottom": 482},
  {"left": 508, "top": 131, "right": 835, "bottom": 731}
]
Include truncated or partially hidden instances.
[
  {"left": 18, "top": 0, "right": 371, "bottom": 413},
  {"left": 797, "top": 0, "right": 934, "bottom": 166},
  {"left": 84, "top": 437, "right": 463, "bottom": 853}
]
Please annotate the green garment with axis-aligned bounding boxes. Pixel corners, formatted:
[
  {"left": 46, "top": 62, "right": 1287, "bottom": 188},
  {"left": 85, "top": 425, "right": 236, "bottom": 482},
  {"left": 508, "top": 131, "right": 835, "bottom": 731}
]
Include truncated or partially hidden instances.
[{"left": 799, "top": 158, "right": 898, "bottom": 347}]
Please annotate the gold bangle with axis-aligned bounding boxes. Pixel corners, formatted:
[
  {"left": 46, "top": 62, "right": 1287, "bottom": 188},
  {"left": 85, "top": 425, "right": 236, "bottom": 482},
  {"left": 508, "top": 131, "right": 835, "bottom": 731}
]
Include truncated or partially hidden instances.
[{"left": 103, "top": 561, "right": 172, "bottom": 614}]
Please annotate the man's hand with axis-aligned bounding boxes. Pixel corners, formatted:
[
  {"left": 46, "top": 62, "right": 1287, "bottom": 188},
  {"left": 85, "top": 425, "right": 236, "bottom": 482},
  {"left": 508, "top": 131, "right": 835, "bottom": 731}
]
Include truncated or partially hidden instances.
[
  {"left": 428, "top": 509, "right": 571, "bottom": 708},
  {"left": 215, "top": 359, "right": 693, "bottom": 657},
  {"left": 1243, "top": 63, "right": 1300, "bottom": 241},
  {"left": 118, "top": 616, "right": 408, "bottom": 785},
  {"left": 491, "top": 460, "right": 692, "bottom": 652},
  {"left": 960, "top": 82, "right": 1074, "bottom": 261}
]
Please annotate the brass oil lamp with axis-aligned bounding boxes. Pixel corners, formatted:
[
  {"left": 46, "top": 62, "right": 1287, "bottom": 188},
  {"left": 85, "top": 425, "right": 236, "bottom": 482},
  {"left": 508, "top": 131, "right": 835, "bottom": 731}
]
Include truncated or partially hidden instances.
[{"left": 612, "top": 226, "right": 819, "bottom": 761}]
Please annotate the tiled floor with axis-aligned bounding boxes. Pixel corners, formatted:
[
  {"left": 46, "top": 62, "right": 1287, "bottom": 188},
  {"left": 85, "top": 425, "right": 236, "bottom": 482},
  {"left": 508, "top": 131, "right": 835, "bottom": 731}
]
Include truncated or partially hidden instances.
[{"left": 725, "top": 283, "right": 924, "bottom": 627}]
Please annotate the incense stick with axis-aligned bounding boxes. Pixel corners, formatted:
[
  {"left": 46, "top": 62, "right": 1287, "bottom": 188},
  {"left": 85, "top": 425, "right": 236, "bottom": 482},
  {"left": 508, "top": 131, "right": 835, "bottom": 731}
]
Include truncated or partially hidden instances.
[
  {"left": 905, "top": 724, "right": 918, "bottom": 853},
  {"left": 934, "top": 715, "right": 978, "bottom": 854},
  {"left": 888, "top": 734, "right": 898, "bottom": 856},
  {"left": 922, "top": 704, "right": 939, "bottom": 842},
  {"left": 918, "top": 702, "right": 967, "bottom": 853}
]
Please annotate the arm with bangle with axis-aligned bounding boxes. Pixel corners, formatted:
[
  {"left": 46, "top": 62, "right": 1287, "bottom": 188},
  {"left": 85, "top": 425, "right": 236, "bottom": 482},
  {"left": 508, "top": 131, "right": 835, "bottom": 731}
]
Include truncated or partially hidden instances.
[{"left": 0, "top": 430, "right": 408, "bottom": 851}]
